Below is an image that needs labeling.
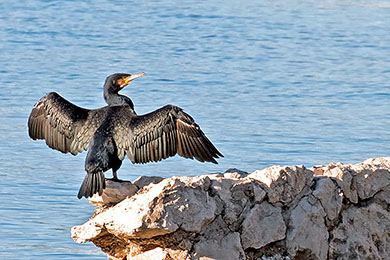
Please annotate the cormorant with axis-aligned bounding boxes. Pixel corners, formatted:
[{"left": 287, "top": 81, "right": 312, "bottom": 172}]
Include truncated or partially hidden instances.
[{"left": 28, "top": 73, "right": 223, "bottom": 199}]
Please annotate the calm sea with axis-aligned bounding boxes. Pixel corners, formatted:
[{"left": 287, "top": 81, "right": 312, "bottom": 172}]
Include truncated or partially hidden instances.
[{"left": 0, "top": 0, "right": 389, "bottom": 259}]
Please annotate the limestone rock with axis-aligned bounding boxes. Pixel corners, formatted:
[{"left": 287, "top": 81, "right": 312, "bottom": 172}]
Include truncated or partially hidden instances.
[
  {"left": 329, "top": 203, "right": 390, "bottom": 259},
  {"left": 70, "top": 157, "right": 390, "bottom": 260},
  {"left": 192, "top": 217, "right": 245, "bottom": 260},
  {"left": 88, "top": 179, "right": 138, "bottom": 213},
  {"left": 72, "top": 175, "right": 217, "bottom": 243},
  {"left": 315, "top": 163, "right": 358, "bottom": 203},
  {"left": 248, "top": 165, "right": 313, "bottom": 205},
  {"left": 373, "top": 189, "right": 390, "bottom": 205},
  {"left": 223, "top": 168, "right": 249, "bottom": 179},
  {"left": 354, "top": 168, "right": 390, "bottom": 200},
  {"left": 131, "top": 248, "right": 170, "bottom": 260},
  {"left": 287, "top": 196, "right": 328, "bottom": 260},
  {"left": 209, "top": 177, "right": 266, "bottom": 228},
  {"left": 133, "top": 175, "right": 164, "bottom": 190},
  {"left": 312, "top": 177, "right": 342, "bottom": 221},
  {"left": 316, "top": 157, "right": 390, "bottom": 203},
  {"left": 241, "top": 202, "right": 286, "bottom": 249}
]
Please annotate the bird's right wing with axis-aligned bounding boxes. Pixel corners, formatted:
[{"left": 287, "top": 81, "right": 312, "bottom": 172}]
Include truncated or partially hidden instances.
[{"left": 28, "top": 92, "right": 105, "bottom": 155}]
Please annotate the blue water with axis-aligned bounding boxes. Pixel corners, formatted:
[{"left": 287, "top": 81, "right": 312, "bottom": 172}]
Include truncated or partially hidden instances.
[{"left": 0, "top": 0, "right": 389, "bottom": 259}]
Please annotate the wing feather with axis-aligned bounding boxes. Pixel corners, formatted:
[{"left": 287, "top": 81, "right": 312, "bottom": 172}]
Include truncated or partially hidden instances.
[
  {"left": 28, "top": 92, "right": 106, "bottom": 155},
  {"left": 114, "top": 104, "right": 223, "bottom": 164}
]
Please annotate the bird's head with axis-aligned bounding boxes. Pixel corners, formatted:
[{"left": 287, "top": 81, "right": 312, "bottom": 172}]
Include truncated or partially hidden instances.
[{"left": 105, "top": 72, "right": 146, "bottom": 93}]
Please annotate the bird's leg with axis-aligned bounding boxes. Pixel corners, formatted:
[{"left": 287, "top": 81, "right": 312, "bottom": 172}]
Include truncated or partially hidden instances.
[
  {"left": 105, "top": 170, "right": 122, "bottom": 182},
  {"left": 112, "top": 170, "right": 119, "bottom": 181}
]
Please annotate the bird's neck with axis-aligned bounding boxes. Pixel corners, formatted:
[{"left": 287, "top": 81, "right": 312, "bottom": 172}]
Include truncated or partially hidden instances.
[{"left": 104, "top": 91, "right": 134, "bottom": 109}]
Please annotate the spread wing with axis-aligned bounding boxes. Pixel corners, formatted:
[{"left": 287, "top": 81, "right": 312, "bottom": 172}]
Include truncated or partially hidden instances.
[
  {"left": 114, "top": 105, "right": 223, "bottom": 164},
  {"left": 28, "top": 92, "right": 106, "bottom": 155}
]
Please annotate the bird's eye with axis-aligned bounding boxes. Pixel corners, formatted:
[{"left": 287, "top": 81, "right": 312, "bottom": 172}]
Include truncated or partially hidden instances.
[{"left": 116, "top": 78, "right": 125, "bottom": 86}]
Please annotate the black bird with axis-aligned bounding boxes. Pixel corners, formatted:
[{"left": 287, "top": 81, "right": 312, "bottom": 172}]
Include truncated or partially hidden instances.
[{"left": 28, "top": 73, "right": 223, "bottom": 199}]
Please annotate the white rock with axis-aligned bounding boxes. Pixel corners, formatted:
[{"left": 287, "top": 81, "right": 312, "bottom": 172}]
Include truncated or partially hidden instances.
[
  {"left": 88, "top": 179, "right": 138, "bottom": 209},
  {"left": 133, "top": 175, "right": 164, "bottom": 190},
  {"left": 329, "top": 203, "right": 390, "bottom": 259},
  {"left": 354, "top": 168, "right": 390, "bottom": 200},
  {"left": 317, "top": 157, "right": 390, "bottom": 203},
  {"left": 70, "top": 157, "right": 390, "bottom": 260},
  {"left": 312, "top": 177, "right": 342, "bottom": 221},
  {"left": 287, "top": 196, "right": 328, "bottom": 260},
  {"left": 131, "top": 247, "right": 169, "bottom": 260},
  {"left": 72, "top": 175, "right": 217, "bottom": 242},
  {"left": 193, "top": 231, "right": 245, "bottom": 260},
  {"left": 223, "top": 168, "right": 249, "bottom": 179},
  {"left": 319, "top": 163, "right": 358, "bottom": 203},
  {"left": 241, "top": 202, "right": 286, "bottom": 249},
  {"left": 248, "top": 165, "right": 313, "bottom": 205}
]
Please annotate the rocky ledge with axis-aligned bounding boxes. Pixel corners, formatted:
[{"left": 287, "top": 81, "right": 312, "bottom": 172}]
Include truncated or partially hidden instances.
[{"left": 71, "top": 157, "right": 390, "bottom": 260}]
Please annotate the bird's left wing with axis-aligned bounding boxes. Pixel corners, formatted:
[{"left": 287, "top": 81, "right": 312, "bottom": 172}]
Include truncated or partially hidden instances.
[{"left": 114, "top": 105, "right": 223, "bottom": 164}]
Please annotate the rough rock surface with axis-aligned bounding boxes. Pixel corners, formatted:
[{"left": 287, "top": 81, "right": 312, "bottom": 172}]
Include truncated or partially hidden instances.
[{"left": 71, "top": 158, "right": 390, "bottom": 260}]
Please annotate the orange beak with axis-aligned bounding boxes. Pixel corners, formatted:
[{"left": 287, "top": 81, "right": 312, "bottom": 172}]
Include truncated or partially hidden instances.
[{"left": 119, "top": 72, "right": 146, "bottom": 88}]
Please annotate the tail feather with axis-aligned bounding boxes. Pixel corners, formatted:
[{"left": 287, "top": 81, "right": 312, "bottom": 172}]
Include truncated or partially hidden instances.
[
  {"left": 77, "top": 172, "right": 105, "bottom": 199},
  {"left": 91, "top": 173, "right": 96, "bottom": 195}
]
